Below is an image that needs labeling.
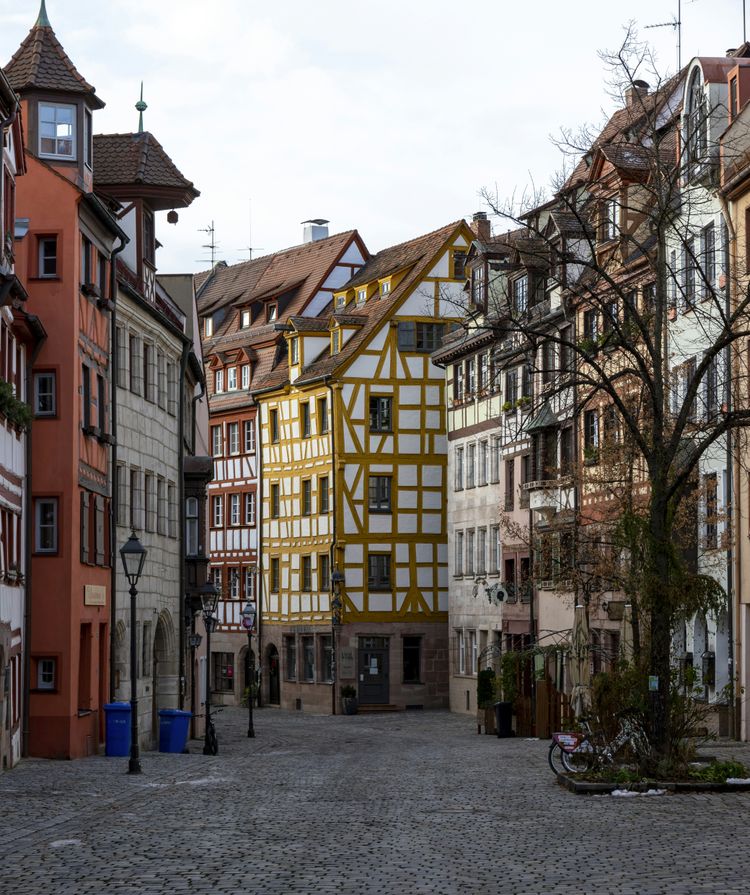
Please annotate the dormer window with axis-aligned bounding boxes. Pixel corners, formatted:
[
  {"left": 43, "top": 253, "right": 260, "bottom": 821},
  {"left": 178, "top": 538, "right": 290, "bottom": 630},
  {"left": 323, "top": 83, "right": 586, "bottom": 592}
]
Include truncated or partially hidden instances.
[
  {"left": 267, "top": 303, "right": 278, "bottom": 323},
  {"left": 380, "top": 280, "right": 391, "bottom": 296},
  {"left": 204, "top": 317, "right": 213, "bottom": 338},
  {"left": 39, "top": 102, "right": 76, "bottom": 159},
  {"left": 600, "top": 197, "right": 618, "bottom": 243},
  {"left": 215, "top": 369, "right": 224, "bottom": 393},
  {"left": 513, "top": 276, "right": 528, "bottom": 314},
  {"left": 471, "top": 264, "right": 486, "bottom": 309},
  {"left": 357, "top": 289, "right": 367, "bottom": 306},
  {"left": 453, "top": 250, "right": 467, "bottom": 280},
  {"left": 240, "top": 310, "right": 251, "bottom": 329},
  {"left": 241, "top": 364, "right": 250, "bottom": 389},
  {"left": 336, "top": 294, "right": 347, "bottom": 309},
  {"left": 331, "top": 329, "right": 341, "bottom": 355},
  {"left": 227, "top": 367, "right": 237, "bottom": 390},
  {"left": 290, "top": 337, "right": 299, "bottom": 365}
]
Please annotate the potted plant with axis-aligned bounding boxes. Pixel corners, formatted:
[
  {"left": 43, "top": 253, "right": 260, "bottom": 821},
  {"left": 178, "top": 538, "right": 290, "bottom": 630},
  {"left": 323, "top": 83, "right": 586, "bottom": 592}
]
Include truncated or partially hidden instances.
[
  {"left": 340, "top": 684, "right": 358, "bottom": 715},
  {"left": 502, "top": 400, "right": 513, "bottom": 413}
]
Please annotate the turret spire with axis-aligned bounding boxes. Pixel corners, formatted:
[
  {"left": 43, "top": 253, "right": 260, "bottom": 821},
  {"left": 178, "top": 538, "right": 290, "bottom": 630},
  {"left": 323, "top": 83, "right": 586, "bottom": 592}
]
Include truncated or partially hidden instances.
[
  {"left": 36, "top": 0, "right": 51, "bottom": 27},
  {"left": 136, "top": 82, "right": 147, "bottom": 133}
]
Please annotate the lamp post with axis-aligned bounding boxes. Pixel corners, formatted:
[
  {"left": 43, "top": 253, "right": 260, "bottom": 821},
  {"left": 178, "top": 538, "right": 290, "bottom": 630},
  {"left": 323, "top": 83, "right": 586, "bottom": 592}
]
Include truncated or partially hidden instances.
[
  {"left": 330, "top": 568, "right": 345, "bottom": 716},
  {"left": 120, "top": 529, "right": 147, "bottom": 775},
  {"left": 241, "top": 599, "right": 257, "bottom": 738},
  {"left": 199, "top": 579, "right": 219, "bottom": 755}
]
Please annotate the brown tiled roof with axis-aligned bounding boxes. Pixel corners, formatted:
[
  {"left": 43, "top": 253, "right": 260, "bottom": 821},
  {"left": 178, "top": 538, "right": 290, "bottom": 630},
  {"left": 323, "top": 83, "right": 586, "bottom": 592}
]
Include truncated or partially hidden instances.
[
  {"left": 196, "top": 230, "right": 364, "bottom": 325},
  {"left": 288, "top": 221, "right": 468, "bottom": 390},
  {"left": 4, "top": 18, "right": 104, "bottom": 109},
  {"left": 93, "top": 132, "right": 199, "bottom": 204},
  {"left": 344, "top": 224, "right": 457, "bottom": 289},
  {"left": 288, "top": 317, "right": 329, "bottom": 332}
]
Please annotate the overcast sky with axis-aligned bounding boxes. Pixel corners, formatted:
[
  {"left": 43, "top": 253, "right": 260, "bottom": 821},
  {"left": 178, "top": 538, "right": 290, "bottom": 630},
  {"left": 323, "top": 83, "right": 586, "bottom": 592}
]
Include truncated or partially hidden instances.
[{"left": 0, "top": 0, "right": 746, "bottom": 272}]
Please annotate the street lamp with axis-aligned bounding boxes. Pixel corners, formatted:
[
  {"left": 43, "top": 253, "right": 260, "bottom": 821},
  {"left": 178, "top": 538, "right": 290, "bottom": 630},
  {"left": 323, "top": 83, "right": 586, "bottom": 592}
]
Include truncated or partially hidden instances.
[
  {"left": 200, "top": 579, "right": 219, "bottom": 755},
  {"left": 330, "top": 568, "right": 345, "bottom": 716},
  {"left": 120, "top": 529, "right": 147, "bottom": 775},
  {"left": 241, "top": 599, "right": 257, "bottom": 738}
]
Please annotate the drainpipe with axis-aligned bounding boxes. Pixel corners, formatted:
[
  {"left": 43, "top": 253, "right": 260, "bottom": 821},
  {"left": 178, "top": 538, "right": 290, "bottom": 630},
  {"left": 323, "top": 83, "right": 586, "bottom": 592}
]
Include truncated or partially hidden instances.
[
  {"left": 326, "top": 378, "right": 337, "bottom": 716},
  {"left": 177, "top": 339, "right": 191, "bottom": 710},
  {"left": 21, "top": 317, "right": 47, "bottom": 758},
  {"left": 108, "top": 238, "right": 127, "bottom": 703},
  {"left": 252, "top": 399, "right": 263, "bottom": 708}
]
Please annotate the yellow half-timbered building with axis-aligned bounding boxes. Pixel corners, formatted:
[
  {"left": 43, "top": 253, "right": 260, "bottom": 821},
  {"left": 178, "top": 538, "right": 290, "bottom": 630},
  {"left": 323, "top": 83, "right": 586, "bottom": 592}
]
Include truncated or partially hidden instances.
[{"left": 256, "top": 221, "right": 473, "bottom": 712}]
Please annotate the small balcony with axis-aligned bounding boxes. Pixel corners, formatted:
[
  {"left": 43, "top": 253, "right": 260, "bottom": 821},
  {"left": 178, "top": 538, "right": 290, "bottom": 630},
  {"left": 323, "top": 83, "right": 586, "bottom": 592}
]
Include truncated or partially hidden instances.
[{"left": 523, "top": 476, "right": 574, "bottom": 522}]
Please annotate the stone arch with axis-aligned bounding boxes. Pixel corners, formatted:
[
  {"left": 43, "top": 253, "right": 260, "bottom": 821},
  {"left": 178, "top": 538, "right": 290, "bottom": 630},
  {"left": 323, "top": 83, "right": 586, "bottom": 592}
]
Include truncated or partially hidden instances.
[{"left": 153, "top": 610, "right": 179, "bottom": 716}]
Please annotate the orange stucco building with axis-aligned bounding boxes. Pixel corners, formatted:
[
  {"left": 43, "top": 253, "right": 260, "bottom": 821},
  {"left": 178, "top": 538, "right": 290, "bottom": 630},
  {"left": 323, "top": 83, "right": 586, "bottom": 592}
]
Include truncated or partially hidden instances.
[{"left": 5, "top": 6, "right": 126, "bottom": 757}]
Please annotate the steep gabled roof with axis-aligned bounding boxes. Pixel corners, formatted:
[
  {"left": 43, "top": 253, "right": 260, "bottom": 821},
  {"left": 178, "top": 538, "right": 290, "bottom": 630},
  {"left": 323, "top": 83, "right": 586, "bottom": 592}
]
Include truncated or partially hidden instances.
[
  {"left": 4, "top": 5, "right": 105, "bottom": 109},
  {"left": 284, "top": 220, "right": 468, "bottom": 390},
  {"left": 93, "top": 132, "right": 199, "bottom": 208}
]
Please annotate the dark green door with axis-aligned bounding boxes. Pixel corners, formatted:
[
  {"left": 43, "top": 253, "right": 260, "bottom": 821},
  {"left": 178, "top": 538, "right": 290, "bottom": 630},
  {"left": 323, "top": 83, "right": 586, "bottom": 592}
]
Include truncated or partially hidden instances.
[{"left": 358, "top": 637, "right": 389, "bottom": 704}]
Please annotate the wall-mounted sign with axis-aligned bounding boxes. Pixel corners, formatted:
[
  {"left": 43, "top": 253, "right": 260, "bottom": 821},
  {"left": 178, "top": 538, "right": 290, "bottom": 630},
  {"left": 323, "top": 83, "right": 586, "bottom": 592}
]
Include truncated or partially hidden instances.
[
  {"left": 84, "top": 585, "right": 106, "bottom": 606},
  {"left": 340, "top": 648, "right": 355, "bottom": 678}
]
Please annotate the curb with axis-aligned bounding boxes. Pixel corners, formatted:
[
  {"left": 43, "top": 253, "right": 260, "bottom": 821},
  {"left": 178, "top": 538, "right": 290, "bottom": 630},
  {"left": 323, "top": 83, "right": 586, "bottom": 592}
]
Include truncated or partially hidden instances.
[{"left": 556, "top": 772, "right": 750, "bottom": 795}]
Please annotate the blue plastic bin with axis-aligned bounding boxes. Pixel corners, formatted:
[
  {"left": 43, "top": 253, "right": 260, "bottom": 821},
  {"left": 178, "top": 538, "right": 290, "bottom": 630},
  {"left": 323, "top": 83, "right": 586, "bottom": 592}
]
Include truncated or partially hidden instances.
[
  {"left": 158, "top": 709, "right": 192, "bottom": 753},
  {"left": 104, "top": 702, "right": 131, "bottom": 757}
]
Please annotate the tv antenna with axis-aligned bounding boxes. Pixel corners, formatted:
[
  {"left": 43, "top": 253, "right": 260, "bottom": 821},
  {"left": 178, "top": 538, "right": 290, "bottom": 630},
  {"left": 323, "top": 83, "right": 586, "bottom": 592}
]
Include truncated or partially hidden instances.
[
  {"left": 198, "top": 221, "right": 219, "bottom": 267},
  {"left": 645, "top": 0, "right": 682, "bottom": 70},
  {"left": 237, "top": 199, "right": 264, "bottom": 261}
]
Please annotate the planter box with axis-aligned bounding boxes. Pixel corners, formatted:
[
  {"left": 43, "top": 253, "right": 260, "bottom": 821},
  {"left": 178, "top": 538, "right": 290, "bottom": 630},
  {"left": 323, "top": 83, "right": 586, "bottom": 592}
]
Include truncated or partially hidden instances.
[{"left": 341, "top": 697, "right": 358, "bottom": 716}]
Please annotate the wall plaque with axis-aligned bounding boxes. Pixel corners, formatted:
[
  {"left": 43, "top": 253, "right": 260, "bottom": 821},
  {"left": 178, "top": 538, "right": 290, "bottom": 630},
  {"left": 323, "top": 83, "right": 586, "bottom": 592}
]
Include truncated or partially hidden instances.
[
  {"left": 339, "top": 648, "right": 355, "bottom": 678},
  {"left": 84, "top": 585, "right": 106, "bottom": 606}
]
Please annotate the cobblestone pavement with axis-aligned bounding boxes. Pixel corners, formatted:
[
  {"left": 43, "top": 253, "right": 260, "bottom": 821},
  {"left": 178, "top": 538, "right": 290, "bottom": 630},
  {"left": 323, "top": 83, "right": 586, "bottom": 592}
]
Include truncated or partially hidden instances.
[{"left": 3, "top": 709, "right": 750, "bottom": 895}]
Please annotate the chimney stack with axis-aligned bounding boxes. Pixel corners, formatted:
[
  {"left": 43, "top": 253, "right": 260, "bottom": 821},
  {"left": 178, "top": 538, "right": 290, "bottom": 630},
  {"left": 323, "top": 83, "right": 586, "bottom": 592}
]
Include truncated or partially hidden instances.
[
  {"left": 471, "top": 211, "right": 491, "bottom": 242},
  {"left": 625, "top": 80, "right": 650, "bottom": 108},
  {"left": 302, "top": 219, "right": 330, "bottom": 243}
]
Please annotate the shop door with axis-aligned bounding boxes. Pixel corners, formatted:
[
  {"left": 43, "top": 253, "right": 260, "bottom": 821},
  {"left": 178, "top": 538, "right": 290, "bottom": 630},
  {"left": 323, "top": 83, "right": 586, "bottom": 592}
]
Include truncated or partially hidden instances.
[{"left": 358, "top": 637, "right": 389, "bottom": 704}]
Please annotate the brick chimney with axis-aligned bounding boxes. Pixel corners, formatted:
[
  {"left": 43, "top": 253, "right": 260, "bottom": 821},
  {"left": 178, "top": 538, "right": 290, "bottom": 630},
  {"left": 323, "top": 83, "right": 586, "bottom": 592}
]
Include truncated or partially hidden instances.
[
  {"left": 625, "top": 80, "right": 650, "bottom": 108},
  {"left": 471, "top": 211, "right": 491, "bottom": 242}
]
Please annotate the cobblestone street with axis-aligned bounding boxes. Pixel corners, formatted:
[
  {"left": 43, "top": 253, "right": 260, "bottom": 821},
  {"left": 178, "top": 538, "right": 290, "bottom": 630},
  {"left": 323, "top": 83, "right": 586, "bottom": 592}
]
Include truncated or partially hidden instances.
[{"left": 2, "top": 708, "right": 750, "bottom": 894}]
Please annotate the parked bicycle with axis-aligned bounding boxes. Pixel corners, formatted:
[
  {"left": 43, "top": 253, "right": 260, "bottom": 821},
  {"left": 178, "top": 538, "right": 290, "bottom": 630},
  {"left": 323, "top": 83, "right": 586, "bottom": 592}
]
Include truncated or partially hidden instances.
[{"left": 548, "top": 710, "right": 650, "bottom": 774}]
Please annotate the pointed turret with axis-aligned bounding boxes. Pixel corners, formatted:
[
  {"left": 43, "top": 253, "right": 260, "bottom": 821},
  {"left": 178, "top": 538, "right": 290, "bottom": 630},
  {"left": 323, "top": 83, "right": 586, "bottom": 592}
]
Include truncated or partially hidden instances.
[{"left": 4, "top": 2, "right": 105, "bottom": 109}]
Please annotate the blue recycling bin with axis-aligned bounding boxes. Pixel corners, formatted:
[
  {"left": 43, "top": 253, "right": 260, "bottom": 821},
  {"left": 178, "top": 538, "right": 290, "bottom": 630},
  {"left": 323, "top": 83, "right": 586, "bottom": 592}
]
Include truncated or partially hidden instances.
[
  {"left": 104, "top": 702, "right": 131, "bottom": 757},
  {"left": 158, "top": 709, "right": 192, "bottom": 753}
]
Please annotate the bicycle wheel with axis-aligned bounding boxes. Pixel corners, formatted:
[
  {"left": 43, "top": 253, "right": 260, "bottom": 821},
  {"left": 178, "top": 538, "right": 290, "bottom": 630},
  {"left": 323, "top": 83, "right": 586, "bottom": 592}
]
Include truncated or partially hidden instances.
[
  {"left": 548, "top": 741, "right": 565, "bottom": 774},
  {"left": 561, "top": 744, "right": 595, "bottom": 774}
]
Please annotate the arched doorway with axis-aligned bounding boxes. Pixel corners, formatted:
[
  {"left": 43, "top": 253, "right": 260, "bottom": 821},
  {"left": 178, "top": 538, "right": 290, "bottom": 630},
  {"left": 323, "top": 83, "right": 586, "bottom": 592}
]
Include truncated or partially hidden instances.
[
  {"left": 267, "top": 644, "right": 280, "bottom": 705},
  {"left": 152, "top": 612, "right": 179, "bottom": 747}
]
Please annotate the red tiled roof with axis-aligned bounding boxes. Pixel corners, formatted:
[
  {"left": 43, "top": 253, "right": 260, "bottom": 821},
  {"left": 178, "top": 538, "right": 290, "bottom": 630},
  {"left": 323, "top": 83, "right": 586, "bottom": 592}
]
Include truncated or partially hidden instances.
[
  {"left": 93, "top": 132, "right": 199, "bottom": 206},
  {"left": 4, "top": 19, "right": 104, "bottom": 109}
]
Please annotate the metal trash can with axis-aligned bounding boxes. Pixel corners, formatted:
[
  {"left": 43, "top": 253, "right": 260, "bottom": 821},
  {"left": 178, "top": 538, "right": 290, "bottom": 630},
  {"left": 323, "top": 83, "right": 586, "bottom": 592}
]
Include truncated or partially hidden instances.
[
  {"left": 104, "top": 702, "right": 131, "bottom": 757},
  {"left": 494, "top": 701, "right": 513, "bottom": 738},
  {"left": 158, "top": 709, "right": 192, "bottom": 753}
]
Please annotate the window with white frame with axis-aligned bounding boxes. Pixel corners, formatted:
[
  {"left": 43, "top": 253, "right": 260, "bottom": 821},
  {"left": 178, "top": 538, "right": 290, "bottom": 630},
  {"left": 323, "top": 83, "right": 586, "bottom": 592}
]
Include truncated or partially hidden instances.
[
  {"left": 241, "top": 365, "right": 250, "bottom": 390},
  {"left": 466, "top": 529, "right": 475, "bottom": 576},
  {"left": 469, "top": 631, "right": 477, "bottom": 675},
  {"left": 38, "top": 236, "right": 57, "bottom": 278},
  {"left": 458, "top": 630, "right": 466, "bottom": 674},
  {"left": 490, "top": 525, "right": 500, "bottom": 574},
  {"left": 477, "top": 527, "right": 487, "bottom": 575},
  {"left": 215, "top": 369, "right": 224, "bottom": 393},
  {"left": 37, "top": 657, "right": 56, "bottom": 690},
  {"left": 490, "top": 437, "right": 500, "bottom": 483},
  {"left": 230, "top": 493, "right": 241, "bottom": 526},
  {"left": 34, "top": 371, "right": 56, "bottom": 416},
  {"left": 35, "top": 498, "right": 58, "bottom": 553},
  {"left": 367, "top": 552, "right": 391, "bottom": 590},
  {"left": 240, "top": 310, "right": 251, "bottom": 329},
  {"left": 478, "top": 441, "right": 488, "bottom": 487},
  {"left": 212, "top": 494, "right": 224, "bottom": 528},
  {"left": 227, "top": 367, "right": 237, "bottom": 391},
  {"left": 39, "top": 102, "right": 76, "bottom": 159},
  {"left": 245, "top": 492, "right": 256, "bottom": 525},
  {"left": 455, "top": 530, "right": 464, "bottom": 576},
  {"left": 244, "top": 567, "right": 255, "bottom": 599},
  {"left": 229, "top": 567, "right": 240, "bottom": 599},
  {"left": 455, "top": 446, "right": 464, "bottom": 491},
  {"left": 244, "top": 420, "right": 255, "bottom": 453},
  {"left": 228, "top": 422, "right": 240, "bottom": 455},
  {"left": 204, "top": 317, "right": 213, "bottom": 338},
  {"left": 466, "top": 443, "right": 476, "bottom": 489},
  {"left": 212, "top": 425, "right": 223, "bottom": 457}
]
